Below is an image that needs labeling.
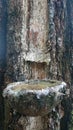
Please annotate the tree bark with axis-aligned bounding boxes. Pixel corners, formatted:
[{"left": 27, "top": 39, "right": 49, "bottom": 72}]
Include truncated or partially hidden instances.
[
  {"left": 0, "top": 0, "right": 73, "bottom": 130},
  {"left": 0, "top": 0, "right": 7, "bottom": 129}
]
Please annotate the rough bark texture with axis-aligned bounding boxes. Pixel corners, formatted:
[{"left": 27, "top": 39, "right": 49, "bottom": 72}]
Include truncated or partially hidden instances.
[
  {"left": 0, "top": 0, "right": 7, "bottom": 129},
  {"left": 5, "top": 0, "right": 50, "bottom": 84},
  {"left": 0, "top": 0, "right": 73, "bottom": 130},
  {"left": 48, "top": 0, "right": 66, "bottom": 80}
]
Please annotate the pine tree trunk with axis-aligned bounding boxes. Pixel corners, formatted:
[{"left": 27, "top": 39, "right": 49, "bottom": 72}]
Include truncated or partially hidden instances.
[{"left": 0, "top": 0, "right": 73, "bottom": 130}]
